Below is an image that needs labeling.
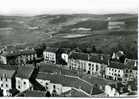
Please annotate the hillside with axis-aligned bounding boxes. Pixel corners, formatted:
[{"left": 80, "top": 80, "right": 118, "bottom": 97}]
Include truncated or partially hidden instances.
[{"left": 0, "top": 13, "right": 138, "bottom": 59}]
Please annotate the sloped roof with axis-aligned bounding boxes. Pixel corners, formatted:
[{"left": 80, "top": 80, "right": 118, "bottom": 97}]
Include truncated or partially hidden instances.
[
  {"left": 69, "top": 52, "right": 110, "bottom": 64},
  {"left": 44, "top": 47, "right": 58, "bottom": 53},
  {"left": 0, "top": 64, "right": 18, "bottom": 70},
  {"left": 15, "top": 65, "right": 34, "bottom": 79},
  {"left": 17, "top": 90, "right": 46, "bottom": 97},
  {"left": 89, "top": 53, "right": 110, "bottom": 64},
  {"left": 108, "top": 61, "right": 130, "bottom": 69},
  {"left": 69, "top": 52, "right": 89, "bottom": 61},
  {"left": 0, "top": 68, "right": 16, "bottom": 78},
  {"left": 1, "top": 50, "right": 36, "bottom": 57}
]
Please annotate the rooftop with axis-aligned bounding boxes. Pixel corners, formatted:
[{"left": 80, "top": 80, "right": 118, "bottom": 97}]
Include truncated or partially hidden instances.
[
  {"left": 69, "top": 52, "right": 110, "bottom": 64},
  {"left": 69, "top": 52, "right": 89, "bottom": 61},
  {"left": 17, "top": 90, "right": 46, "bottom": 97},
  {"left": 0, "top": 64, "right": 18, "bottom": 70},
  {"left": 1, "top": 49, "right": 36, "bottom": 57},
  {"left": 44, "top": 47, "right": 58, "bottom": 53},
  {"left": 15, "top": 65, "right": 34, "bottom": 79},
  {"left": 0, "top": 68, "right": 16, "bottom": 78},
  {"left": 36, "top": 72, "right": 92, "bottom": 94},
  {"left": 108, "top": 61, "right": 130, "bottom": 69}
]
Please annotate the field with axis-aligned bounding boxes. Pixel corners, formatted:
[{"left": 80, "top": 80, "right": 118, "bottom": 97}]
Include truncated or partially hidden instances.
[{"left": 0, "top": 14, "right": 138, "bottom": 59}]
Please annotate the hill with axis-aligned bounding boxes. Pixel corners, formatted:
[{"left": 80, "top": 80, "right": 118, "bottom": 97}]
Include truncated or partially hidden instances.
[{"left": 0, "top": 13, "right": 138, "bottom": 59}]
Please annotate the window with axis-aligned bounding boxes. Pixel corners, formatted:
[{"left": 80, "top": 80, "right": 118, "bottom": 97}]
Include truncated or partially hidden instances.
[
  {"left": 88, "top": 63, "right": 91, "bottom": 66},
  {"left": 18, "top": 86, "right": 20, "bottom": 89},
  {"left": 24, "top": 82, "right": 26, "bottom": 85},
  {"left": 115, "top": 69, "right": 117, "bottom": 72},
  {"left": 6, "top": 84, "right": 8, "bottom": 88},
  {"left": 1, "top": 84, "right": 3, "bottom": 87},
  {"left": 5, "top": 78, "right": 7, "bottom": 81},
  {"left": 0, "top": 77, "right": 2, "bottom": 81}
]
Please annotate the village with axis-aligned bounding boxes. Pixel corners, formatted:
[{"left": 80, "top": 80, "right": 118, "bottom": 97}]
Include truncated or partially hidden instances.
[
  {"left": 0, "top": 40, "right": 137, "bottom": 97},
  {"left": 0, "top": 14, "right": 138, "bottom": 97}
]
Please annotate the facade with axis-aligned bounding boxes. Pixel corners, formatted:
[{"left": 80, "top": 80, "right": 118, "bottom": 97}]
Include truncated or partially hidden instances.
[
  {"left": 61, "top": 48, "right": 71, "bottom": 65},
  {"left": 0, "top": 68, "right": 16, "bottom": 91},
  {"left": 105, "top": 61, "right": 134, "bottom": 83},
  {"left": 43, "top": 47, "right": 58, "bottom": 64},
  {"left": 15, "top": 65, "right": 34, "bottom": 92},
  {"left": 0, "top": 49, "right": 37, "bottom": 65},
  {"left": 68, "top": 52, "right": 110, "bottom": 76}
]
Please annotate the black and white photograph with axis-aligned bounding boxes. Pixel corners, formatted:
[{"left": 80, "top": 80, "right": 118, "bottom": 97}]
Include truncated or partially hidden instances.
[{"left": 0, "top": 0, "right": 138, "bottom": 98}]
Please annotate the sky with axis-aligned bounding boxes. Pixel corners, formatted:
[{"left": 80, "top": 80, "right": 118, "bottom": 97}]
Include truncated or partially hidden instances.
[{"left": 0, "top": 0, "right": 138, "bottom": 16}]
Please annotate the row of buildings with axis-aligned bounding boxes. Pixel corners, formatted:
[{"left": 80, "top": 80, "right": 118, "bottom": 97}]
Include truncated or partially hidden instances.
[
  {"left": 42, "top": 47, "right": 137, "bottom": 84},
  {"left": 0, "top": 46, "right": 137, "bottom": 97}
]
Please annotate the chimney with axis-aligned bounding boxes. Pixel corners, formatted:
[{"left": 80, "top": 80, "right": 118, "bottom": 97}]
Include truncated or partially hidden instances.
[
  {"left": 88, "top": 54, "right": 90, "bottom": 60},
  {"left": 134, "top": 61, "right": 137, "bottom": 67},
  {"left": 100, "top": 56, "right": 104, "bottom": 60}
]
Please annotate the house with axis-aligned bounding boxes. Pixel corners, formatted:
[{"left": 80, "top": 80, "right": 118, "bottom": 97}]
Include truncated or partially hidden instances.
[
  {"left": 68, "top": 52, "right": 110, "bottom": 76},
  {"left": 105, "top": 61, "right": 134, "bottom": 83},
  {"left": 0, "top": 68, "right": 16, "bottom": 96},
  {"left": 43, "top": 47, "right": 58, "bottom": 64},
  {"left": 15, "top": 65, "right": 35, "bottom": 92},
  {"left": 124, "top": 58, "right": 138, "bottom": 80},
  {"left": 124, "top": 58, "right": 138, "bottom": 67},
  {"left": 60, "top": 48, "right": 71, "bottom": 65},
  {"left": 36, "top": 72, "right": 63, "bottom": 95},
  {"left": 111, "top": 50, "right": 125, "bottom": 63},
  {"left": 105, "top": 82, "right": 130, "bottom": 97},
  {"left": 0, "top": 49, "right": 37, "bottom": 65}
]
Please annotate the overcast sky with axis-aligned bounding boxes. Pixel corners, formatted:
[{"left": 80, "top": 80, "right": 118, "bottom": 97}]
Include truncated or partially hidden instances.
[{"left": 0, "top": 0, "right": 138, "bottom": 16}]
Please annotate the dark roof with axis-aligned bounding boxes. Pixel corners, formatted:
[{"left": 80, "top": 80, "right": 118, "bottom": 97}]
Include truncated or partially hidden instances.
[
  {"left": 15, "top": 65, "right": 34, "bottom": 79},
  {"left": 60, "top": 48, "right": 71, "bottom": 54},
  {"left": 69, "top": 52, "right": 89, "bottom": 61},
  {"left": 0, "top": 68, "right": 16, "bottom": 78},
  {"left": 108, "top": 61, "right": 129, "bottom": 69},
  {"left": 0, "top": 64, "right": 18, "bottom": 70},
  {"left": 38, "top": 63, "right": 60, "bottom": 73},
  {"left": 36, "top": 72, "right": 51, "bottom": 80},
  {"left": 69, "top": 52, "right": 110, "bottom": 64},
  {"left": 17, "top": 90, "right": 46, "bottom": 97},
  {"left": 89, "top": 53, "right": 110, "bottom": 64},
  {"left": 1, "top": 50, "right": 36, "bottom": 57},
  {"left": 45, "top": 47, "right": 58, "bottom": 53}
]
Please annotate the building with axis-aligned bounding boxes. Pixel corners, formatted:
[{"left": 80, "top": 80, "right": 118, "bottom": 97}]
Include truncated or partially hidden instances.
[
  {"left": 124, "top": 58, "right": 138, "bottom": 80},
  {"left": 60, "top": 48, "right": 71, "bottom": 65},
  {"left": 0, "top": 68, "right": 16, "bottom": 91},
  {"left": 0, "top": 49, "right": 37, "bottom": 65},
  {"left": 43, "top": 47, "right": 58, "bottom": 64},
  {"left": 36, "top": 72, "right": 63, "bottom": 95},
  {"left": 15, "top": 65, "right": 35, "bottom": 92},
  {"left": 105, "top": 61, "right": 134, "bottom": 83},
  {"left": 105, "top": 82, "right": 130, "bottom": 97},
  {"left": 111, "top": 50, "right": 125, "bottom": 63},
  {"left": 124, "top": 58, "right": 138, "bottom": 67},
  {"left": 68, "top": 52, "right": 110, "bottom": 76}
]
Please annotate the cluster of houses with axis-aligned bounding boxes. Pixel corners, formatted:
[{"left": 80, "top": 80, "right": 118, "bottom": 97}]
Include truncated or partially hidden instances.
[{"left": 0, "top": 45, "right": 138, "bottom": 97}]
